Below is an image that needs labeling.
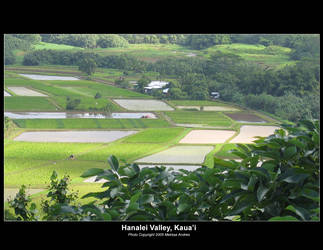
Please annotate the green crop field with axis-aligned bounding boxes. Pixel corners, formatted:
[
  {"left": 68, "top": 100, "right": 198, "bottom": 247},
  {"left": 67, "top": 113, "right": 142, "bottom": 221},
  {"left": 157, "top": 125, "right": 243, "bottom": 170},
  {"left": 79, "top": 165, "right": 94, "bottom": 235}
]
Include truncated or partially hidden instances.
[
  {"left": 4, "top": 96, "right": 58, "bottom": 111},
  {"left": 203, "top": 43, "right": 297, "bottom": 69},
  {"left": 165, "top": 110, "right": 233, "bottom": 127},
  {"left": 122, "top": 127, "right": 187, "bottom": 143},
  {"left": 13, "top": 118, "right": 171, "bottom": 129},
  {"left": 90, "top": 43, "right": 201, "bottom": 62},
  {"left": 5, "top": 141, "right": 105, "bottom": 161},
  {"left": 76, "top": 142, "right": 167, "bottom": 162},
  {"left": 33, "top": 42, "right": 84, "bottom": 51},
  {"left": 168, "top": 100, "right": 230, "bottom": 107}
]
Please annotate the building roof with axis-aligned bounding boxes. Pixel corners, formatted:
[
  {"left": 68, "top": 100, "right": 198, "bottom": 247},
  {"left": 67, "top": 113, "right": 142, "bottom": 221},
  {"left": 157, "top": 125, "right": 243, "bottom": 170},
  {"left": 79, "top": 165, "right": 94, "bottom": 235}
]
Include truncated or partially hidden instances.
[{"left": 147, "top": 81, "right": 169, "bottom": 88}]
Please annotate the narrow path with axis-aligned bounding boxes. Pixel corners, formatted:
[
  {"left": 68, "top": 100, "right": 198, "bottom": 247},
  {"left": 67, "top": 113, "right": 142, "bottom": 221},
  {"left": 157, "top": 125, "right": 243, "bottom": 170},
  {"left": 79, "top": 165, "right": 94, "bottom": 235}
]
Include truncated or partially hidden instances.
[{"left": 158, "top": 112, "right": 176, "bottom": 126}]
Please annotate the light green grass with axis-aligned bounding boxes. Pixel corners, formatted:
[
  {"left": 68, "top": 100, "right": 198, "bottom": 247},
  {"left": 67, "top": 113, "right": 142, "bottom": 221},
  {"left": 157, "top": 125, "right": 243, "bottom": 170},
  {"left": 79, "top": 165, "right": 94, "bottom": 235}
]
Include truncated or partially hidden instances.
[
  {"left": 122, "top": 127, "right": 186, "bottom": 143},
  {"left": 4, "top": 96, "right": 57, "bottom": 111},
  {"left": 5, "top": 160, "right": 105, "bottom": 187},
  {"left": 203, "top": 43, "right": 297, "bottom": 68},
  {"left": 168, "top": 100, "right": 229, "bottom": 107},
  {"left": 4, "top": 141, "right": 104, "bottom": 161},
  {"left": 13, "top": 118, "right": 170, "bottom": 129},
  {"left": 33, "top": 42, "right": 84, "bottom": 51},
  {"left": 77, "top": 142, "right": 166, "bottom": 163},
  {"left": 4, "top": 158, "right": 52, "bottom": 174}
]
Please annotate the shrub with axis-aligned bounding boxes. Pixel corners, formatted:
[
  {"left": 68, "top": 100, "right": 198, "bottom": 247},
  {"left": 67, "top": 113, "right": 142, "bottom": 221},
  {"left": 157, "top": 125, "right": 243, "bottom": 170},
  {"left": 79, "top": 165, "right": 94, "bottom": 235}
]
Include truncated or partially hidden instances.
[{"left": 66, "top": 99, "right": 81, "bottom": 110}]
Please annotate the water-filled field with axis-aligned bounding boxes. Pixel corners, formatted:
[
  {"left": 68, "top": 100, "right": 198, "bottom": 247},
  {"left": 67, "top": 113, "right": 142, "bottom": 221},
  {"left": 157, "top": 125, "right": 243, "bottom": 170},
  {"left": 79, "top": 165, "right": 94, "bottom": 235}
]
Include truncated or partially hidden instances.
[
  {"left": 7, "top": 87, "right": 48, "bottom": 96},
  {"left": 135, "top": 145, "right": 214, "bottom": 164},
  {"left": 19, "top": 73, "right": 79, "bottom": 81},
  {"left": 113, "top": 99, "right": 174, "bottom": 111},
  {"left": 5, "top": 111, "right": 157, "bottom": 119},
  {"left": 14, "top": 130, "right": 138, "bottom": 143}
]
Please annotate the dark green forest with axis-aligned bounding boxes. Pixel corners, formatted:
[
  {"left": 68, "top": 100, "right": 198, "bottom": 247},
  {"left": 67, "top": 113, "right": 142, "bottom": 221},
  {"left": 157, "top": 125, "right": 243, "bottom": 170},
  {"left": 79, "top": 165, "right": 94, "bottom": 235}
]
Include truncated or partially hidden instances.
[{"left": 4, "top": 34, "right": 320, "bottom": 122}]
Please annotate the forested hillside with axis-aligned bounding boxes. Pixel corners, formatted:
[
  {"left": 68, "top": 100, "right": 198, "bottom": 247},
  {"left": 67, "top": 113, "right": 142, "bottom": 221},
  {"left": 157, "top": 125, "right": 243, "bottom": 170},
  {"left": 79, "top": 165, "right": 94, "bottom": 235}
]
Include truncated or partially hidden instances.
[{"left": 4, "top": 34, "right": 320, "bottom": 122}]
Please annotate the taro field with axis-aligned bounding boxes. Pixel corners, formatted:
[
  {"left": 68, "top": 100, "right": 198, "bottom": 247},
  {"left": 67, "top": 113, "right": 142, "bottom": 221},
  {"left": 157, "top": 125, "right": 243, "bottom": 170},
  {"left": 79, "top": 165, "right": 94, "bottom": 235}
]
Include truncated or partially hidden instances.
[{"left": 4, "top": 67, "right": 281, "bottom": 210}]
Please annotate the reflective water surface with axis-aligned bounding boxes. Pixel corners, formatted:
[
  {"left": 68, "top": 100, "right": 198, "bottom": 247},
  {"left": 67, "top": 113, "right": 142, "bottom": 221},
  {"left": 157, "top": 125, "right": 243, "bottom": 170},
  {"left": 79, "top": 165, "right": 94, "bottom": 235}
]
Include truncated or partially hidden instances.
[{"left": 4, "top": 112, "right": 157, "bottom": 119}]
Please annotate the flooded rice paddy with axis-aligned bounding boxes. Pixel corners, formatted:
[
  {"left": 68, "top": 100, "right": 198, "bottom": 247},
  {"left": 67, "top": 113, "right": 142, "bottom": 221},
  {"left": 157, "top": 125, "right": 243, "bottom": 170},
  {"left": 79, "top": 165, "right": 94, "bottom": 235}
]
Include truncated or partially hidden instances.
[
  {"left": 4, "top": 111, "right": 157, "bottom": 119},
  {"left": 19, "top": 74, "right": 79, "bottom": 81},
  {"left": 7, "top": 87, "right": 48, "bottom": 96},
  {"left": 113, "top": 99, "right": 174, "bottom": 111},
  {"left": 14, "top": 130, "right": 138, "bottom": 143}
]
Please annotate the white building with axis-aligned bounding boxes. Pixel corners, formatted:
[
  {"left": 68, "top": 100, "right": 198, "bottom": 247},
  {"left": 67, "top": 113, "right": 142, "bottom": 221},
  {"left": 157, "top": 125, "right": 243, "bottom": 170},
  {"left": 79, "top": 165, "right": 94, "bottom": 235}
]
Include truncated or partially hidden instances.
[{"left": 144, "top": 81, "right": 169, "bottom": 93}]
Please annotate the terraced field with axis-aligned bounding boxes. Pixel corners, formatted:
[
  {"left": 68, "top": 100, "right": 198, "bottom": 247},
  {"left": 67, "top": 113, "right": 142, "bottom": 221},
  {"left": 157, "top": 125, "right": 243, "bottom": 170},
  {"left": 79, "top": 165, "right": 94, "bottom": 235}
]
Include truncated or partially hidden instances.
[{"left": 4, "top": 68, "right": 281, "bottom": 210}]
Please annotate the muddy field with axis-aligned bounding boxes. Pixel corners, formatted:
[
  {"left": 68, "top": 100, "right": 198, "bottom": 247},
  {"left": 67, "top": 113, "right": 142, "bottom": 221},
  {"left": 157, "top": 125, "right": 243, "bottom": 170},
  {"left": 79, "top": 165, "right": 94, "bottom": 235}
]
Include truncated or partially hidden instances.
[
  {"left": 19, "top": 73, "right": 79, "bottom": 81},
  {"left": 177, "top": 106, "right": 239, "bottom": 111},
  {"left": 4, "top": 112, "right": 157, "bottom": 119},
  {"left": 224, "top": 113, "right": 268, "bottom": 123},
  {"left": 7, "top": 87, "right": 48, "bottom": 96},
  {"left": 179, "top": 129, "right": 236, "bottom": 144},
  {"left": 113, "top": 99, "right": 174, "bottom": 111},
  {"left": 14, "top": 130, "right": 138, "bottom": 143},
  {"left": 230, "top": 125, "right": 280, "bottom": 143},
  {"left": 134, "top": 145, "right": 213, "bottom": 164}
]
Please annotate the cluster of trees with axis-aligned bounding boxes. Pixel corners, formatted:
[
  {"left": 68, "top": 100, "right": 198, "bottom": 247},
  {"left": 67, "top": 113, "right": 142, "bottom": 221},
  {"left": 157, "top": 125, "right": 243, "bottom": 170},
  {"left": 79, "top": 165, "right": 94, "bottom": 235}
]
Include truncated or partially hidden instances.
[
  {"left": 4, "top": 34, "right": 41, "bottom": 64},
  {"left": 5, "top": 120, "right": 320, "bottom": 221},
  {"left": 40, "top": 34, "right": 129, "bottom": 48},
  {"left": 20, "top": 46, "right": 320, "bottom": 122}
]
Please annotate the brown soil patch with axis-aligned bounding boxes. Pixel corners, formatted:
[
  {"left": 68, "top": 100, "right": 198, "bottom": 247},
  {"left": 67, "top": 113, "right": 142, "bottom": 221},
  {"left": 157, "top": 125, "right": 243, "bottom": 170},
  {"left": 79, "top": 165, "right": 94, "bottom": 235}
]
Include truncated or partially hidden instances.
[{"left": 224, "top": 113, "right": 268, "bottom": 123}]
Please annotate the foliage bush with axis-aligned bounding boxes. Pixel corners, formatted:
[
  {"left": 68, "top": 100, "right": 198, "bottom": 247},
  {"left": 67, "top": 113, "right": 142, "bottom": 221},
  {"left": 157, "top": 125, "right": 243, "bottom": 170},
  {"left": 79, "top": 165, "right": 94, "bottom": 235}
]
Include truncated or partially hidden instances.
[{"left": 5, "top": 120, "right": 319, "bottom": 221}]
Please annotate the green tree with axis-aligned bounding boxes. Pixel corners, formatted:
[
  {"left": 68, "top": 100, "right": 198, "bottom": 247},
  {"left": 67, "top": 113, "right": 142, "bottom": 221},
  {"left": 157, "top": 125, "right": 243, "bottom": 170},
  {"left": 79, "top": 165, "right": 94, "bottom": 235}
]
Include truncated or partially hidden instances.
[{"left": 79, "top": 57, "right": 97, "bottom": 76}]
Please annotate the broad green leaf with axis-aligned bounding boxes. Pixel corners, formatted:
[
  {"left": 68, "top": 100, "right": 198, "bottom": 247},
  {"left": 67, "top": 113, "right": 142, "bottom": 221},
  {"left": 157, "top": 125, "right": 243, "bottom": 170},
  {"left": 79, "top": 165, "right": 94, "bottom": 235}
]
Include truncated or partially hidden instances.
[
  {"left": 140, "top": 194, "right": 154, "bottom": 205},
  {"left": 282, "top": 173, "right": 309, "bottom": 184},
  {"left": 235, "top": 144, "right": 251, "bottom": 154},
  {"left": 229, "top": 150, "right": 248, "bottom": 159},
  {"left": 177, "top": 203, "right": 190, "bottom": 214},
  {"left": 50, "top": 171, "right": 58, "bottom": 181},
  {"left": 102, "top": 213, "right": 112, "bottom": 221},
  {"left": 131, "top": 163, "right": 140, "bottom": 174},
  {"left": 247, "top": 175, "right": 258, "bottom": 192},
  {"left": 81, "top": 168, "right": 104, "bottom": 178},
  {"left": 107, "top": 155, "right": 119, "bottom": 172},
  {"left": 261, "top": 162, "right": 276, "bottom": 172},
  {"left": 289, "top": 138, "right": 306, "bottom": 149},
  {"left": 257, "top": 184, "right": 269, "bottom": 202},
  {"left": 109, "top": 187, "right": 121, "bottom": 198},
  {"left": 228, "top": 200, "right": 251, "bottom": 216},
  {"left": 268, "top": 216, "right": 299, "bottom": 221},
  {"left": 214, "top": 158, "right": 239, "bottom": 168},
  {"left": 126, "top": 202, "right": 139, "bottom": 213},
  {"left": 313, "top": 133, "right": 319, "bottom": 145},
  {"left": 130, "top": 191, "right": 142, "bottom": 204},
  {"left": 286, "top": 205, "right": 310, "bottom": 221},
  {"left": 301, "top": 188, "right": 319, "bottom": 201},
  {"left": 283, "top": 146, "right": 297, "bottom": 159}
]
